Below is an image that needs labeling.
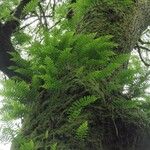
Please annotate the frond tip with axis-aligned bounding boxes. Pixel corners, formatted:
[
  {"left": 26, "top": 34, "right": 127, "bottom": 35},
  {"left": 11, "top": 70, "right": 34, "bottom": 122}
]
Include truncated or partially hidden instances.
[{"left": 76, "top": 121, "right": 88, "bottom": 140}]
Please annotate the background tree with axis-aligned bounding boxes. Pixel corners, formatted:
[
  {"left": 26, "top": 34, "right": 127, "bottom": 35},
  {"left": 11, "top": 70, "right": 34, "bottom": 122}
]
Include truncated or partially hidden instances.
[{"left": 0, "top": 0, "right": 150, "bottom": 150}]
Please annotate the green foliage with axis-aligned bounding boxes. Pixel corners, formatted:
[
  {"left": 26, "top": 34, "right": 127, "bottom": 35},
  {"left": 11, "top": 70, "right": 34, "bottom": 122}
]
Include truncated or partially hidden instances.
[
  {"left": 0, "top": 1, "right": 150, "bottom": 149},
  {"left": 1, "top": 26, "right": 150, "bottom": 148},
  {"left": 0, "top": 0, "right": 20, "bottom": 21},
  {"left": 20, "top": 140, "right": 35, "bottom": 150},
  {"left": 0, "top": 100, "right": 27, "bottom": 121},
  {"left": 50, "top": 142, "right": 58, "bottom": 150},
  {"left": 23, "top": 0, "right": 39, "bottom": 13},
  {"left": 0, "top": 79, "right": 30, "bottom": 121},
  {"left": 0, "top": 80, "right": 30, "bottom": 103},
  {"left": 68, "top": 96, "right": 97, "bottom": 121},
  {"left": 13, "top": 32, "right": 32, "bottom": 45},
  {"left": 39, "top": 57, "right": 59, "bottom": 90},
  {"left": 76, "top": 121, "right": 88, "bottom": 140},
  {"left": 112, "top": 99, "right": 140, "bottom": 110}
]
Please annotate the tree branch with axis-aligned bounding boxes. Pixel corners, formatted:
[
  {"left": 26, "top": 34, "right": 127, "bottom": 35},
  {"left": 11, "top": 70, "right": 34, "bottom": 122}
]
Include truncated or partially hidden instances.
[
  {"left": 0, "top": 0, "right": 32, "bottom": 78},
  {"left": 38, "top": 3, "right": 48, "bottom": 28},
  {"left": 137, "top": 45, "right": 150, "bottom": 52},
  {"left": 20, "top": 18, "right": 39, "bottom": 30},
  {"left": 139, "top": 38, "right": 150, "bottom": 45},
  {"left": 135, "top": 44, "right": 150, "bottom": 67}
]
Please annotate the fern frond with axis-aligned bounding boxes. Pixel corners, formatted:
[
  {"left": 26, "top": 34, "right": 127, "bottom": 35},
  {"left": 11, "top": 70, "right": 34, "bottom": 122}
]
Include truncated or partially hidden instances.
[
  {"left": 68, "top": 96, "right": 97, "bottom": 121},
  {"left": 50, "top": 142, "right": 58, "bottom": 150},
  {"left": 76, "top": 121, "right": 88, "bottom": 140},
  {"left": 23, "top": 0, "right": 38, "bottom": 13},
  {"left": 112, "top": 99, "right": 140, "bottom": 110},
  {"left": 0, "top": 80, "right": 30, "bottom": 103}
]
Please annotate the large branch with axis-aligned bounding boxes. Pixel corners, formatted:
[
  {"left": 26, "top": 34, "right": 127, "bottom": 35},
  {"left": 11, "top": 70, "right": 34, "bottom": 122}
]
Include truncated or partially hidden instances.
[
  {"left": 0, "top": 0, "right": 32, "bottom": 77},
  {"left": 135, "top": 44, "right": 150, "bottom": 67}
]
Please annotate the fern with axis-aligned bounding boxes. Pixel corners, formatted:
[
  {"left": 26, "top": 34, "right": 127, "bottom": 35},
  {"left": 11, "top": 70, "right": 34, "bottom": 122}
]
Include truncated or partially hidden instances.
[
  {"left": 23, "top": 0, "right": 39, "bottom": 13},
  {"left": 68, "top": 96, "right": 97, "bottom": 121},
  {"left": 43, "top": 57, "right": 58, "bottom": 75},
  {"left": 0, "top": 80, "right": 30, "bottom": 103},
  {"left": 0, "top": 1, "right": 14, "bottom": 20},
  {"left": 13, "top": 31, "right": 32, "bottom": 45},
  {"left": 0, "top": 100, "right": 28, "bottom": 121},
  {"left": 39, "top": 57, "right": 59, "bottom": 90},
  {"left": 88, "top": 63, "right": 121, "bottom": 80},
  {"left": 20, "top": 140, "right": 35, "bottom": 150},
  {"left": 50, "top": 142, "right": 58, "bottom": 150},
  {"left": 76, "top": 121, "right": 88, "bottom": 140},
  {"left": 0, "top": 1, "right": 149, "bottom": 149},
  {"left": 112, "top": 99, "right": 140, "bottom": 110}
]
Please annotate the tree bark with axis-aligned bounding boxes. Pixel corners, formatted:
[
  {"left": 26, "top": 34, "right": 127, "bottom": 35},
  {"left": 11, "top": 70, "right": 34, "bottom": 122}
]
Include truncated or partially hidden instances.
[
  {"left": 77, "top": 1, "right": 150, "bottom": 53},
  {"left": 0, "top": 23, "right": 15, "bottom": 77}
]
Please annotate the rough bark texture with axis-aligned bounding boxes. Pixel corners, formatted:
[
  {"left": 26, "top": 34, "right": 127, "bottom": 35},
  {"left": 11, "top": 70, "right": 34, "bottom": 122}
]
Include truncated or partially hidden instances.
[{"left": 77, "top": 1, "right": 150, "bottom": 54}]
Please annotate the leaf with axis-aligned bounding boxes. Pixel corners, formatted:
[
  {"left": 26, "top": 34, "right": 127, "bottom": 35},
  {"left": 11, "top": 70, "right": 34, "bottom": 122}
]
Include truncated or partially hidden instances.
[
  {"left": 45, "top": 130, "right": 49, "bottom": 139},
  {"left": 20, "top": 140, "right": 35, "bottom": 150},
  {"left": 23, "top": 0, "right": 38, "bottom": 13},
  {"left": 50, "top": 143, "right": 58, "bottom": 150},
  {"left": 76, "top": 121, "right": 88, "bottom": 140},
  {"left": 68, "top": 96, "right": 97, "bottom": 121}
]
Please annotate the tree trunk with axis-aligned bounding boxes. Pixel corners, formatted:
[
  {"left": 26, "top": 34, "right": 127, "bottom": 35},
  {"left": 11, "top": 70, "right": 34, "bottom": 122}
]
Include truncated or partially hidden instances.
[
  {"left": 11, "top": 1, "right": 150, "bottom": 150},
  {"left": 77, "top": 1, "right": 150, "bottom": 53}
]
